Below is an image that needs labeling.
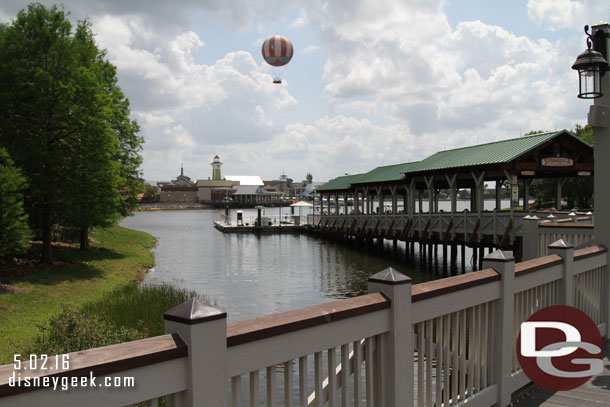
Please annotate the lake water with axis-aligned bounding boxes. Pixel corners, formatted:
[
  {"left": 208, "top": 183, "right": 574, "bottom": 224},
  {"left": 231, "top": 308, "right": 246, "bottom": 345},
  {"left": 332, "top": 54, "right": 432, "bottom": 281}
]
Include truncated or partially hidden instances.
[{"left": 120, "top": 207, "right": 471, "bottom": 322}]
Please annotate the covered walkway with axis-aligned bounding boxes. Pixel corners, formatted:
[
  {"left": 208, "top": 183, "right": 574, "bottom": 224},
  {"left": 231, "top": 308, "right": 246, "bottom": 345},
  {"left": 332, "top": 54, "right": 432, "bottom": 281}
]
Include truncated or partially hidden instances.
[{"left": 315, "top": 130, "right": 594, "bottom": 264}]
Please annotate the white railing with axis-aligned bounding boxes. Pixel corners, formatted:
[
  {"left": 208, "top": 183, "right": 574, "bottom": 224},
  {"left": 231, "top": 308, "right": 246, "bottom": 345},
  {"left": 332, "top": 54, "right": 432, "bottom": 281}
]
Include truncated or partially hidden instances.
[
  {"left": 314, "top": 210, "right": 531, "bottom": 246},
  {"left": 522, "top": 216, "right": 595, "bottom": 260},
  {"left": 1, "top": 242, "right": 607, "bottom": 407}
]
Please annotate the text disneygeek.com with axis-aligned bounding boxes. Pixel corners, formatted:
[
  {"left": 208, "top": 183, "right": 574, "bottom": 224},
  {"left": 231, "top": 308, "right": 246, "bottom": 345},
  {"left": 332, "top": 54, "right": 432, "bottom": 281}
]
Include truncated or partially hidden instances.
[
  {"left": 9, "top": 354, "right": 135, "bottom": 391},
  {"left": 9, "top": 371, "right": 135, "bottom": 391}
]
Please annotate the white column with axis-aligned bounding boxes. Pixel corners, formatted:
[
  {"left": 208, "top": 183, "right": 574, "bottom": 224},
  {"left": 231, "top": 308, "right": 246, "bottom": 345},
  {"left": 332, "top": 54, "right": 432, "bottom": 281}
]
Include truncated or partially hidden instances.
[
  {"left": 164, "top": 299, "right": 227, "bottom": 407},
  {"left": 368, "top": 268, "right": 413, "bottom": 407},
  {"left": 482, "top": 250, "right": 515, "bottom": 407},
  {"left": 521, "top": 215, "right": 541, "bottom": 261},
  {"left": 548, "top": 239, "right": 575, "bottom": 307}
]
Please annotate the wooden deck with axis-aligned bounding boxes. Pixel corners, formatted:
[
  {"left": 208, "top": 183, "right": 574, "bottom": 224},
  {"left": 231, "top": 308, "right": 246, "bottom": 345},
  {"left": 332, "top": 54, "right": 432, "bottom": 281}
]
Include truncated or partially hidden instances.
[
  {"left": 514, "top": 340, "right": 610, "bottom": 407},
  {"left": 213, "top": 221, "right": 309, "bottom": 233}
]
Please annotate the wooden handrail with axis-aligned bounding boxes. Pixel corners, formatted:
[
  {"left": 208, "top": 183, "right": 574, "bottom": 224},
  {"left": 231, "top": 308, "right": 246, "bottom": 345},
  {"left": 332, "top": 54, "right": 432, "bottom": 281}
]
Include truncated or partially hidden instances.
[
  {"left": 539, "top": 222, "right": 593, "bottom": 228},
  {"left": 412, "top": 269, "right": 499, "bottom": 302},
  {"left": 0, "top": 333, "right": 187, "bottom": 398},
  {"left": 574, "top": 245, "right": 608, "bottom": 261},
  {"left": 515, "top": 255, "right": 563, "bottom": 276},
  {"left": 226, "top": 293, "right": 390, "bottom": 347}
]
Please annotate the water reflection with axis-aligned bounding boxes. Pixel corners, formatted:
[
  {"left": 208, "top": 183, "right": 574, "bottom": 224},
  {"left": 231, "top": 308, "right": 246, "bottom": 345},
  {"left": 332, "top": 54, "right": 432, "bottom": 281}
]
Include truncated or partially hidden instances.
[{"left": 121, "top": 209, "right": 458, "bottom": 322}]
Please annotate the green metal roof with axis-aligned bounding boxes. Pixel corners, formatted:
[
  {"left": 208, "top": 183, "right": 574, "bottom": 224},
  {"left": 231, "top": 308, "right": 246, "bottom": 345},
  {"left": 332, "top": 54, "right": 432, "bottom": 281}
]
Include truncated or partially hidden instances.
[
  {"left": 316, "top": 130, "right": 591, "bottom": 192},
  {"left": 351, "top": 162, "right": 420, "bottom": 185},
  {"left": 405, "top": 130, "right": 587, "bottom": 173},
  {"left": 316, "top": 173, "right": 365, "bottom": 192}
]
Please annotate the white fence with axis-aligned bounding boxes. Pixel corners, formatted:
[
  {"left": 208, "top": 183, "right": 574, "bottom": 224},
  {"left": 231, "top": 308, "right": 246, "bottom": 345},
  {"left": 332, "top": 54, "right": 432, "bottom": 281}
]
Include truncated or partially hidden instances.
[
  {"left": 0, "top": 243, "right": 607, "bottom": 407},
  {"left": 522, "top": 216, "right": 595, "bottom": 260},
  {"left": 309, "top": 210, "right": 591, "bottom": 249}
]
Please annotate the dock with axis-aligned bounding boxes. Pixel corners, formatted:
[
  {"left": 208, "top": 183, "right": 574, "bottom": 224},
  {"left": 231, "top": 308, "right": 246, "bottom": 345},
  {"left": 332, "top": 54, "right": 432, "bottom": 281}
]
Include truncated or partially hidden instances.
[
  {"left": 514, "top": 340, "right": 610, "bottom": 406},
  {"left": 213, "top": 221, "right": 309, "bottom": 233}
]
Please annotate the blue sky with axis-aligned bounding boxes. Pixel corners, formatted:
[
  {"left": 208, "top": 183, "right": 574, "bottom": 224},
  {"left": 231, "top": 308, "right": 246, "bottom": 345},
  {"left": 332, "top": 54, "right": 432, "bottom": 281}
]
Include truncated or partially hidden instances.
[{"left": 1, "top": 0, "right": 609, "bottom": 182}]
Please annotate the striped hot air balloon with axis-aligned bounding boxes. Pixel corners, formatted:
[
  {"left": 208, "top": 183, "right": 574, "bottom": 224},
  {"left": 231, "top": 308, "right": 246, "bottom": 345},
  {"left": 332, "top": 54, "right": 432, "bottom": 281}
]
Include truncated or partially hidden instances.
[{"left": 262, "top": 35, "right": 293, "bottom": 67}]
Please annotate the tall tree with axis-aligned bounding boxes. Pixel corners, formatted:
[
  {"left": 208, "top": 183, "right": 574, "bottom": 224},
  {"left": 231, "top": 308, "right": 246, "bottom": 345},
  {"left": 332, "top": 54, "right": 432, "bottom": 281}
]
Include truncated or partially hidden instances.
[
  {"left": 0, "top": 4, "right": 142, "bottom": 260},
  {"left": 61, "top": 21, "right": 142, "bottom": 250},
  {"left": 0, "top": 148, "right": 32, "bottom": 258}
]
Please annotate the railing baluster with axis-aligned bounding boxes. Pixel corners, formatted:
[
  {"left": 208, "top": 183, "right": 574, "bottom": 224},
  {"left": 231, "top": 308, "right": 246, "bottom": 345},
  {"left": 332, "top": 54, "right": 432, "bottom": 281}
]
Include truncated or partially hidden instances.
[
  {"left": 443, "top": 314, "right": 450, "bottom": 407},
  {"left": 233, "top": 376, "right": 242, "bottom": 407},
  {"left": 426, "top": 320, "right": 433, "bottom": 407},
  {"left": 284, "top": 361, "right": 293, "bottom": 407},
  {"left": 451, "top": 313, "right": 458, "bottom": 405},
  {"left": 352, "top": 341, "right": 361, "bottom": 407},
  {"left": 250, "top": 370, "right": 260, "bottom": 407},
  {"left": 267, "top": 366, "right": 276, "bottom": 407},
  {"left": 459, "top": 310, "right": 466, "bottom": 402},
  {"left": 373, "top": 334, "right": 383, "bottom": 407},
  {"left": 474, "top": 305, "right": 481, "bottom": 393},
  {"left": 365, "top": 337, "right": 374, "bottom": 407},
  {"left": 314, "top": 352, "right": 323, "bottom": 407},
  {"left": 512, "top": 292, "right": 519, "bottom": 372},
  {"left": 341, "top": 344, "right": 350, "bottom": 407},
  {"left": 467, "top": 308, "right": 474, "bottom": 397},
  {"left": 417, "top": 322, "right": 424, "bottom": 407},
  {"left": 300, "top": 356, "right": 308, "bottom": 407},
  {"left": 435, "top": 317, "right": 442, "bottom": 407},
  {"left": 327, "top": 348, "right": 338, "bottom": 407},
  {"left": 481, "top": 303, "right": 488, "bottom": 389}
]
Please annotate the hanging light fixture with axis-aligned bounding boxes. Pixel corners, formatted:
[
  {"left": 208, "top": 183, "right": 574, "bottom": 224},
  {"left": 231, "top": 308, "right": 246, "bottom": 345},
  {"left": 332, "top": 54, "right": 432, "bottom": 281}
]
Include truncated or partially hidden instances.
[{"left": 572, "top": 25, "right": 609, "bottom": 99}]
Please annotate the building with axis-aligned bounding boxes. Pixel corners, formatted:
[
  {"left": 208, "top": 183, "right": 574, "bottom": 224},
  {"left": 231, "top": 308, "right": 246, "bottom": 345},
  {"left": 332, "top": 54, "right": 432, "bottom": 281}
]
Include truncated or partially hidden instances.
[
  {"left": 196, "top": 179, "right": 238, "bottom": 202},
  {"left": 171, "top": 165, "right": 195, "bottom": 186},
  {"left": 211, "top": 155, "right": 222, "bottom": 180},
  {"left": 160, "top": 166, "right": 197, "bottom": 203}
]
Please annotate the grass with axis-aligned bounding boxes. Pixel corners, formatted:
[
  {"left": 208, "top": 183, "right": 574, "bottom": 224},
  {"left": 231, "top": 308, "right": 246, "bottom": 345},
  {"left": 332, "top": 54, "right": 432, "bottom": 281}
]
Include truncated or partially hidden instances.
[
  {"left": 83, "top": 283, "right": 207, "bottom": 338},
  {"left": 22, "top": 284, "right": 206, "bottom": 357},
  {"left": 0, "top": 226, "right": 156, "bottom": 364}
]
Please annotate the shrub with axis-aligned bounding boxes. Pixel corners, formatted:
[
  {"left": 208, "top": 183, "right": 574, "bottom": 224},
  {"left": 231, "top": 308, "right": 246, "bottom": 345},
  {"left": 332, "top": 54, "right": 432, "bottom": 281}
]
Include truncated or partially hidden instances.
[{"left": 24, "top": 304, "right": 145, "bottom": 356}]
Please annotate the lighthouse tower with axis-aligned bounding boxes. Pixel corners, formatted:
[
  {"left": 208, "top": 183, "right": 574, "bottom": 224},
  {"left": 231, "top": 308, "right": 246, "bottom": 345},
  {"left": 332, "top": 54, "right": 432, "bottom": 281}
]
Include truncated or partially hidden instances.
[{"left": 211, "top": 155, "right": 222, "bottom": 180}]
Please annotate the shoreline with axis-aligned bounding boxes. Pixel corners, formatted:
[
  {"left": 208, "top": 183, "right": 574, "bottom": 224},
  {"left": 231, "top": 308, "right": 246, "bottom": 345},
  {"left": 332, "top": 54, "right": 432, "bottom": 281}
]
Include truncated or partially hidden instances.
[{"left": 0, "top": 226, "right": 156, "bottom": 364}]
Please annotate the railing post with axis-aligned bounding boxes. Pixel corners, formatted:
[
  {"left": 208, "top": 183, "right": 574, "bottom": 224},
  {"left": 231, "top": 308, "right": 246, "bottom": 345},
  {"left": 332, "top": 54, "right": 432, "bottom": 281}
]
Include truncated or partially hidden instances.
[
  {"left": 164, "top": 298, "right": 227, "bottom": 407},
  {"left": 521, "top": 215, "right": 540, "bottom": 261},
  {"left": 548, "top": 239, "right": 574, "bottom": 307},
  {"left": 482, "top": 250, "right": 515, "bottom": 407},
  {"left": 367, "top": 268, "right": 413, "bottom": 407}
]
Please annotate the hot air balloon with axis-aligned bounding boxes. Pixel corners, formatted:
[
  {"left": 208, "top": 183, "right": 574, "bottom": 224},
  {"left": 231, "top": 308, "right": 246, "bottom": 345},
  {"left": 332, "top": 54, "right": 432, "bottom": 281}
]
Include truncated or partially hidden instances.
[{"left": 262, "top": 35, "right": 293, "bottom": 84}]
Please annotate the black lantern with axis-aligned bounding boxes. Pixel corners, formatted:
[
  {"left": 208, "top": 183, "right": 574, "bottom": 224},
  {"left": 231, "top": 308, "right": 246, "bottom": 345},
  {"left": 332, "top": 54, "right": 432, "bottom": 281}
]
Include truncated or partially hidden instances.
[{"left": 572, "top": 25, "right": 609, "bottom": 99}]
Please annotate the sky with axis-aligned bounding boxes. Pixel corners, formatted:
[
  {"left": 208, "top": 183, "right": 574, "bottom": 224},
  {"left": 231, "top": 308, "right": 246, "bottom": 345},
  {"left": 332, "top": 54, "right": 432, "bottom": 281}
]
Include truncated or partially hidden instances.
[{"left": 1, "top": 0, "right": 609, "bottom": 183}]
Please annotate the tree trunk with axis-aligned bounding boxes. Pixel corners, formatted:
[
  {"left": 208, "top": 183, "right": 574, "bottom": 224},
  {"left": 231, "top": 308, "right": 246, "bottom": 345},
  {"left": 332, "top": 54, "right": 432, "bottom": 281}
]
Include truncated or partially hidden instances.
[
  {"left": 80, "top": 222, "right": 89, "bottom": 251},
  {"left": 41, "top": 207, "right": 53, "bottom": 264}
]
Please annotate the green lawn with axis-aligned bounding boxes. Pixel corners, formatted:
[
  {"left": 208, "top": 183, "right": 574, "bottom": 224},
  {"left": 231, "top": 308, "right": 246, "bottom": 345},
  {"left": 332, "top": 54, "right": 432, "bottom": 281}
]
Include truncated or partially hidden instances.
[{"left": 0, "top": 226, "right": 155, "bottom": 365}]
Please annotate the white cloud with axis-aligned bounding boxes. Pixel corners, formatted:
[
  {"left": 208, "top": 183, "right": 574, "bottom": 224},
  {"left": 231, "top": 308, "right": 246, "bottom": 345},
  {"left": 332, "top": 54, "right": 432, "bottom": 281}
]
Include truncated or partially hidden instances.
[
  {"left": 303, "top": 44, "right": 319, "bottom": 54},
  {"left": 527, "top": 0, "right": 609, "bottom": 29},
  {"left": 290, "top": 15, "right": 307, "bottom": 29},
  {"left": 0, "top": 0, "right": 599, "bottom": 182}
]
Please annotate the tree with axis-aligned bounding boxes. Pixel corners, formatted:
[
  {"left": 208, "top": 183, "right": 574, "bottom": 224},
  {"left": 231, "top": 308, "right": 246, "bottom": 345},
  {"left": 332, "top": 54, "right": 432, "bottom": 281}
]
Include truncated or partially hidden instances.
[
  {"left": 0, "top": 4, "right": 142, "bottom": 260},
  {"left": 0, "top": 148, "right": 32, "bottom": 258},
  {"left": 60, "top": 21, "right": 142, "bottom": 250}
]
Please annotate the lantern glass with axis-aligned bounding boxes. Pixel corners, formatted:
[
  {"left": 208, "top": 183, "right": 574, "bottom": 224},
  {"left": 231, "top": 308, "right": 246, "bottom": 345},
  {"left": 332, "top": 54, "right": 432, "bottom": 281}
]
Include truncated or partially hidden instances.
[{"left": 577, "top": 65, "right": 602, "bottom": 99}]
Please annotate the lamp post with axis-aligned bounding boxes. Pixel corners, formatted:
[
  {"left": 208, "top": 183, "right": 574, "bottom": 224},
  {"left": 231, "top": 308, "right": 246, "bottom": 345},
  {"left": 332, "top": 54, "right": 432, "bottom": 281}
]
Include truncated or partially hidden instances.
[{"left": 572, "top": 22, "right": 610, "bottom": 331}]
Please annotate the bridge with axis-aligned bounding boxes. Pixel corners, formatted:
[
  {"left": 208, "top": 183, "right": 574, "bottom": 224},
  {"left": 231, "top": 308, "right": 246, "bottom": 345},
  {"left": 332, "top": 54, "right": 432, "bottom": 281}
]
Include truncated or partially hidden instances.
[{"left": 313, "top": 130, "right": 594, "bottom": 266}]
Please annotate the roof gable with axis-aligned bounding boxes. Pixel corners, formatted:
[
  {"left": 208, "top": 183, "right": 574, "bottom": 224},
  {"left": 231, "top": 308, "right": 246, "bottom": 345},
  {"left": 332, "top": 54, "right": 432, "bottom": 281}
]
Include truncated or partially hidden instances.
[{"left": 405, "top": 130, "right": 588, "bottom": 173}]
